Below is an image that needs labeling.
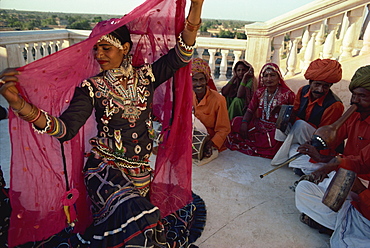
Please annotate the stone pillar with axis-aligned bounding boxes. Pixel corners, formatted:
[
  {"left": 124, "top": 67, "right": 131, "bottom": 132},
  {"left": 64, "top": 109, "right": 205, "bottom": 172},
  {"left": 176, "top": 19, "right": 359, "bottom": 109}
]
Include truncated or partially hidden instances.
[
  {"left": 302, "top": 22, "right": 321, "bottom": 71},
  {"left": 208, "top": 49, "right": 217, "bottom": 78},
  {"left": 232, "top": 50, "right": 242, "bottom": 69},
  {"left": 286, "top": 29, "right": 303, "bottom": 76},
  {"left": 26, "top": 43, "right": 35, "bottom": 64},
  {"left": 271, "top": 35, "right": 284, "bottom": 66},
  {"left": 219, "top": 49, "right": 229, "bottom": 80},
  {"left": 360, "top": 22, "right": 370, "bottom": 55},
  {"left": 196, "top": 47, "right": 204, "bottom": 59},
  {"left": 299, "top": 29, "right": 310, "bottom": 55},
  {"left": 360, "top": 6, "right": 370, "bottom": 56},
  {"left": 339, "top": 6, "right": 365, "bottom": 61},
  {"left": 323, "top": 14, "right": 343, "bottom": 59}
]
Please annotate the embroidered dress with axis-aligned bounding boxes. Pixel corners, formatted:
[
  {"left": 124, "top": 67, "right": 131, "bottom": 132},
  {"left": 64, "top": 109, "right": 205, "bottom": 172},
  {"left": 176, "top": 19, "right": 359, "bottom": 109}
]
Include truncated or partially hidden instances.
[{"left": 227, "top": 86, "right": 295, "bottom": 158}]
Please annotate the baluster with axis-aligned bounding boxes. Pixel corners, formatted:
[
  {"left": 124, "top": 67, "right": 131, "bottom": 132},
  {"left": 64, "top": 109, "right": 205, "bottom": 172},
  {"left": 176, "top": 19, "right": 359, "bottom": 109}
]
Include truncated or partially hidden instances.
[
  {"left": 35, "top": 42, "right": 42, "bottom": 60},
  {"left": 196, "top": 48, "right": 204, "bottom": 59},
  {"left": 26, "top": 43, "right": 35, "bottom": 64},
  {"left": 315, "top": 22, "right": 325, "bottom": 46},
  {"left": 339, "top": 6, "right": 365, "bottom": 61},
  {"left": 302, "top": 22, "right": 321, "bottom": 71},
  {"left": 360, "top": 10, "right": 370, "bottom": 56},
  {"left": 219, "top": 49, "right": 229, "bottom": 80},
  {"left": 19, "top": 44, "right": 26, "bottom": 66},
  {"left": 285, "top": 29, "right": 303, "bottom": 76},
  {"left": 232, "top": 50, "right": 242, "bottom": 69},
  {"left": 271, "top": 35, "right": 284, "bottom": 66},
  {"left": 323, "top": 14, "right": 343, "bottom": 59},
  {"left": 208, "top": 49, "right": 217, "bottom": 78},
  {"left": 50, "top": 41, "right": 57, "bottom": 54},
  {"left": 299, "top": 29, "right": 310, "bottom": 55}
]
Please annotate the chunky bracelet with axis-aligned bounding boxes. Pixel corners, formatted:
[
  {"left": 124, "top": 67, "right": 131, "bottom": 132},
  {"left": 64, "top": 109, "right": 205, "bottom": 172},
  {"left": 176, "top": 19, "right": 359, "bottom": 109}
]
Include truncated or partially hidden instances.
[
  {"left": 178, "top": 33, "right": 196, "bottom": 51},
  {"left": 185, "top": 17, "right": 202, "bottom": 32},
  {"left": 29, "top": 108, "right": 42, "bottom": 123},
  {"left": 12, "top": 98, "right": 26, "bottom": 114},
  {"left": 32, "top": 110, "right": 51, "bottom": 134},
  {"left": 242, "top": 119, "right": 249, "bottom": 123},
  {"left": 19, "top": 103, "right": 40, "bottom": 122}
]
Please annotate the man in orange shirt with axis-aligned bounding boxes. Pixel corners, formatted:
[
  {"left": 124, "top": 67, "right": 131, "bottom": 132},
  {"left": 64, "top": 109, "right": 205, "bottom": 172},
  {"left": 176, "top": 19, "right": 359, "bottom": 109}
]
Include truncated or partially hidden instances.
[
  {"left": 295, "top": 65, "right": 370, "bottom": 247},
  {"left": 271, "top": 59, "right": 344, "bottom": 175},
  {"left": 191, "top": 58, "right": 230, "bottom": 162}
]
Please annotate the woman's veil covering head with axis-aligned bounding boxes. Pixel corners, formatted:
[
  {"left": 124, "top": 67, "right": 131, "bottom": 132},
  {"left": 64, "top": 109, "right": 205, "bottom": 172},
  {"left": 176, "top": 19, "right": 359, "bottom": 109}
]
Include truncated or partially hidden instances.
[
  {"left": 7, "top": 0, "right": 192, "bottom": 246},
  {"left": 258, "top": 62, "right": 292, "bottom": 91}
]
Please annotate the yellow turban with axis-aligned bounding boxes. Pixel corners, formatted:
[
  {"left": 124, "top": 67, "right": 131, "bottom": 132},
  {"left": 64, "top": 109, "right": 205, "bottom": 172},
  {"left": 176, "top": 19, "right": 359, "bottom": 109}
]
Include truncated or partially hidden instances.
[
  {"left": 349, "top": 65, "right": 370, "bottom": 92},
  {"left": 304, "top": 59, "right": 342, "bottom": 83}
]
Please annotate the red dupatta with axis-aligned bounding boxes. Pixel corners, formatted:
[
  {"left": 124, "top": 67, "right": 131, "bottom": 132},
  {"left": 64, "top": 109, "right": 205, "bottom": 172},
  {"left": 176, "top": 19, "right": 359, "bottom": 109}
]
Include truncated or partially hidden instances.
[{"left": 8, "top": 0, "right": 192, "bottom": 246}]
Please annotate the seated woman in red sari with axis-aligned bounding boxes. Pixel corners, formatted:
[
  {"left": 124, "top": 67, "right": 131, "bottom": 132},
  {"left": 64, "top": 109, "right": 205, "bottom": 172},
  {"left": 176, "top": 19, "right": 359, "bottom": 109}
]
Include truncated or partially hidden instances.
[{"left": 226, "top": 63, "right": 295, "bottom": 159}]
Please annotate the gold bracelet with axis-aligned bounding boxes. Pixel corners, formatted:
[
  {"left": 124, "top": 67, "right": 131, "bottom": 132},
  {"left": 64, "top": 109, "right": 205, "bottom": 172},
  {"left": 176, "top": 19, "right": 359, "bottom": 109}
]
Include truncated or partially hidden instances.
[
  {"left": 185, "top": 17, "right": 202, "bottom": 32},
  {"left": 12, "top": 98, "right": 26, "bottom": 114},
  {"left": 19, "top": 104, "right": 40, "bottom": 122}
]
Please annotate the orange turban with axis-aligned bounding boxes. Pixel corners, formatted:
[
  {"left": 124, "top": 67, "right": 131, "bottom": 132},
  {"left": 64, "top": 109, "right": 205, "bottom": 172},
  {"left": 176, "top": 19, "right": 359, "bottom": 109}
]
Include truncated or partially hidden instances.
[{"left": 304, "top": 59, "right": 342, "bottom": 83}]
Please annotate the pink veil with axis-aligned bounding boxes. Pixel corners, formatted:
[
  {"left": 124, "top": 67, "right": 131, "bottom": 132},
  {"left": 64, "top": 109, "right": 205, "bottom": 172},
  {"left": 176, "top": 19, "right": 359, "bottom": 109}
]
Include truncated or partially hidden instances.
[{"left": 8, "top": 0, "right": 192, "bottom": 246}]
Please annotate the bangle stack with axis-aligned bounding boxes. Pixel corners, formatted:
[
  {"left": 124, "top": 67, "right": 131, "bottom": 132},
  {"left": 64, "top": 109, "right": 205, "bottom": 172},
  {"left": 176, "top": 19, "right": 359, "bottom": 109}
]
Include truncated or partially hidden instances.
[
  {"left": 12, "top": 98, "right": 26, "bottom": 114},
  {"left": 18, "top": 103, "right": 41, "bottom": 123},
  {"left": 185, "top": 17, "right": 202, "bottom": 32}
]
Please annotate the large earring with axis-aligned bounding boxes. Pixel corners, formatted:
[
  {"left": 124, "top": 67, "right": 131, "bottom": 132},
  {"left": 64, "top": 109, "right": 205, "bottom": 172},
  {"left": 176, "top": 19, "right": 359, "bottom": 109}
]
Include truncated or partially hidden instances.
[{"left": 121, "top": 54, "right": 133, "bottom": 78}]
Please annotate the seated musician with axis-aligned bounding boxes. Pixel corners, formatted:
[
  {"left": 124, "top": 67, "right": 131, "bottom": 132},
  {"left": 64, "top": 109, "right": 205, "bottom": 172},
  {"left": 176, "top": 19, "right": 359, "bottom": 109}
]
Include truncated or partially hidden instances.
[
  {"left": 271, "top": 59, "right": 344, "bottom": 175},
  {"left": 191, "top": 58, "right": 230, "bottom": 162},
  {"left": 295, "top": 65, "right": 370, "bottom": 246}
]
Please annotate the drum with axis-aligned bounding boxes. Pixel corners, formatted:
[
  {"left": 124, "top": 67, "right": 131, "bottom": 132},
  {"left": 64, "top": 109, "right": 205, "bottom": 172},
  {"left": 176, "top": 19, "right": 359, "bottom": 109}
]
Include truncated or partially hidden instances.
[
  {"left": 276, "top": 105, "right": 293, "bottom": 132},
  {"left": 322, "top": 168, "right": 356, "bottom": 212},
  {"left": 192, "top": 129, "right": 210, "bottom": 161}
]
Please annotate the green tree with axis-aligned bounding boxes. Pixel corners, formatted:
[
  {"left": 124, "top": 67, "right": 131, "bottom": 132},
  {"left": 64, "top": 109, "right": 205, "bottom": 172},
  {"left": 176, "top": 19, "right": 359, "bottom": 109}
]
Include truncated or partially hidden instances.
[
  {"left": 236, "top": 32, "right": 247, "bottom": 39},
  {"left": 92, "top": 17, "right": 103, "bottom": 23},
  {"left": 67, "top": 20, "right": 91, "bottom": 30},
  {"left": 219, "top": 30, "right": 235, "bottom": 38}
]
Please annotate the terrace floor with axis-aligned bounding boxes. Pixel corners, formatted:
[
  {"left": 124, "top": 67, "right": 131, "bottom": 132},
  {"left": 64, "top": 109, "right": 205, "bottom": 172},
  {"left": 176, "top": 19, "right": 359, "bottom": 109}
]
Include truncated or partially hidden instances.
[{"left": 0, "top": 96, "right": 331, "bottom": 248}]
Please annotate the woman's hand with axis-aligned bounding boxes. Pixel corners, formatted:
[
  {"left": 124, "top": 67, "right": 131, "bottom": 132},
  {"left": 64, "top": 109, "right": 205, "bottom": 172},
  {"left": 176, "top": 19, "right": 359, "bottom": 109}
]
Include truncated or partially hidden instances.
[
  {"left": 182, "top": 0, "right": 204, "bottom": 45},
  {"left": 240, "top": 122, "right": 249, "bottom": 139},
  {"left": 0, "top": 68, "right": 22, "bottom": 105}
]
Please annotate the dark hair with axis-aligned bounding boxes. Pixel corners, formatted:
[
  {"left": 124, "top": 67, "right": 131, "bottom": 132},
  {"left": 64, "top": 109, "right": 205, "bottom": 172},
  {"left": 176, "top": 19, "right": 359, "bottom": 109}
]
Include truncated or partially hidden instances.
[{"left": 110, "top": 25, "right": 133, "bottom": 52}]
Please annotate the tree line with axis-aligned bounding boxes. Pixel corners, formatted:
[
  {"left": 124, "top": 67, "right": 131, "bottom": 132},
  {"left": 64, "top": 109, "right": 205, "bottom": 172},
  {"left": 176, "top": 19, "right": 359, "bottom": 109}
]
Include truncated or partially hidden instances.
[{"left": 0, "top": 9, "right": 253, "bottom": 39}]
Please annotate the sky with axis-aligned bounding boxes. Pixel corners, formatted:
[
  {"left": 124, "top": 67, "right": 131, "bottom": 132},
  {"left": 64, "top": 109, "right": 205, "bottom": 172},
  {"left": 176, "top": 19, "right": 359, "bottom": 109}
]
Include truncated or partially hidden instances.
[{"left": 0, "top": 0, "right": 315, "bottom": 22}]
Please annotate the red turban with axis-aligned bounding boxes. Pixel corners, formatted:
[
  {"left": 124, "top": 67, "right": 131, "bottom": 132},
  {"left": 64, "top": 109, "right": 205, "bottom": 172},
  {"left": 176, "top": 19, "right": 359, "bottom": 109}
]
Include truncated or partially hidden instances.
[{"left": 304, "top": 59, "right": 342, "bottom": 83}]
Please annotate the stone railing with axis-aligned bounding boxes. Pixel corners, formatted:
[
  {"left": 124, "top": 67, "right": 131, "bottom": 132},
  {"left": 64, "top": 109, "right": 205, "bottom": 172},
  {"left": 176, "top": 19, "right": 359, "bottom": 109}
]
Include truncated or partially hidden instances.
[
  {"left": 1, "top": 0, "right": 368, "bottom": 82},
  {"left": 245, "top": 0, "right": 370, "bottom": 77},
  {"left": 0, "top": 29, "right": 90, "bottom": 69}
]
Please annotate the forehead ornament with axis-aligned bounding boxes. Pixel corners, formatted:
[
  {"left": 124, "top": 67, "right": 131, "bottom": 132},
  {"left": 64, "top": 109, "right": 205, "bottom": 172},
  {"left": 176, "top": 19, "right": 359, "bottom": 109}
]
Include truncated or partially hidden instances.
[{"left": 97, "top": 34, "right": 123, "bottom": 50}]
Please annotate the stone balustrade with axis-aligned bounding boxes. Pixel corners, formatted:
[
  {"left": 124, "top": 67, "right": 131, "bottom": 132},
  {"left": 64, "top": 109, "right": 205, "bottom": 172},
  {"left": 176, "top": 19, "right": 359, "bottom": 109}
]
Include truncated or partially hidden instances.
[
  {"left": 245, "top": 0, "right": 370, "bottom": 77},
  {"left": 0, "top": 0, "right": 369, "bottom": 83}
]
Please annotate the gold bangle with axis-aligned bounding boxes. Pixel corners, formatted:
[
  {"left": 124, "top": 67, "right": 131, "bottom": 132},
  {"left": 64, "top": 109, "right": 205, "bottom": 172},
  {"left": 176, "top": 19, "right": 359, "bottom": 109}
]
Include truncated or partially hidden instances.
[
  {"left": 19, "top": 104, "right": 40, "bottom": 122},
  {"left": 185, "top": 17, "right": 202, "bottom": 32},
  {"left": 12, "top": 98, "right": 26, "bottom": 114}
]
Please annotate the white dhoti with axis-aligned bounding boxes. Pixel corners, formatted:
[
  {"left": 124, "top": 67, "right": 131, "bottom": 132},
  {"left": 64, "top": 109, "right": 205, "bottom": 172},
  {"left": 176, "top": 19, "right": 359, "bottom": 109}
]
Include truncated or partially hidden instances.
[
  {"left": 272, "top": 120, "right": 324, "bottom": 174},
  {"left": 295, "top": 175, "right": 370, "bottom": 247}
]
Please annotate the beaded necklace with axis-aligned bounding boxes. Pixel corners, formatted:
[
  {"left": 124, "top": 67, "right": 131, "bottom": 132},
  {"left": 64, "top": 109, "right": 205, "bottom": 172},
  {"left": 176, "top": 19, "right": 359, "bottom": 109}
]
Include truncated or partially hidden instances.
[{"left": 263, "top": 87, "right": 278, "bottom": 120}]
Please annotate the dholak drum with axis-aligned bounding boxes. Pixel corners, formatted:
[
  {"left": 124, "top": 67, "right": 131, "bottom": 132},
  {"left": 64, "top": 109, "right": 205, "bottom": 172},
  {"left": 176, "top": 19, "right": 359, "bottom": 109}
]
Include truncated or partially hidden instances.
[
  {"left": 276, "top": 105, "right": 293, "bottom": 132},
  {"left": 192, "top": 129, "right": 210, "bottom": 161},
  {"left": 322, "top": 168, "right": 356, "bottom": 212}
]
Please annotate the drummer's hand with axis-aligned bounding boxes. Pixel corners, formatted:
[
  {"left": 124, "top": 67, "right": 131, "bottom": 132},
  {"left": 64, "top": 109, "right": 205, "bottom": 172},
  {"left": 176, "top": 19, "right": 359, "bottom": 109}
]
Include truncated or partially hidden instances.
[
  {"left": 351, "top": 177, "right": 366, "bottom": 195},
  {"left": 311, "top": 157, "right": 341, "bottom": 184},
  {"left": 240, "top": 122, "right": 249, "bottom": 139},
  {"left": 203, "top": 140, "right": 213, "bottom": 158},
  {"left": 297, "top": 143, "right": 321, "bottom": 161},
  {"left": 0, "top": 68, "right": 21, "bottom": 104}
]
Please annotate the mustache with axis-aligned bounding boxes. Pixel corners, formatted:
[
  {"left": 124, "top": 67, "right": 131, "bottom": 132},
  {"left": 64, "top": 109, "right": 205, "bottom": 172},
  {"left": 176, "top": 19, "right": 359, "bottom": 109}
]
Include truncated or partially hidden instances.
[{"left": 312, "top": 91, "right": 324, "bottom": 95}]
